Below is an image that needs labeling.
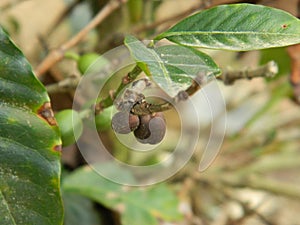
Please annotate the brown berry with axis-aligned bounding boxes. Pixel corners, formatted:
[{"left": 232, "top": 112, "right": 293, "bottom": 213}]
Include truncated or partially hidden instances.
[
  {"left": 147, "top": 113, "right": 166, "bottom": 144},
  {"left": 133, "top": 114, "right": 151, "bottom": 142},
  {"left": 111, "top": 111, "right": 140, "bottom": 134},
  {"left": 134, "top": 112, "right": 166, "bottom": 145}
]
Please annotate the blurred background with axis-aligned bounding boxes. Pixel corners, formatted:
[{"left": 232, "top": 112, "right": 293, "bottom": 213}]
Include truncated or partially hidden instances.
[{"left": 1, "top": 0, "right": 300, "bottom": 224}]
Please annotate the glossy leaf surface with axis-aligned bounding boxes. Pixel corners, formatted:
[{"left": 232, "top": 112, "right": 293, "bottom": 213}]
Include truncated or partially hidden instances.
[
  {"left": 156, "top": 4, "right": 300, "bottom": 51},
  {"left": 0, "top": 28, "right": 63, "bottom": 224}
]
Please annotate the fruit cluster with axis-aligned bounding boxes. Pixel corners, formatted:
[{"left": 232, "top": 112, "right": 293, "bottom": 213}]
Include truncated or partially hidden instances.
[{"left": 111, "top": 111, "right": 166, "bottom": 145}]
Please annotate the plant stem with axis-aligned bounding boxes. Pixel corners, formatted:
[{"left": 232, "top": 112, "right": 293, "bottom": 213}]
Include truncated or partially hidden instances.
[
  {"left": 218, "top": 61, "right": 278, "bottom": 85},
  {"left": 95, "top": 61, "right": 279, "bottom": 115},
  {"left": 46, "top": 75, "right": 80, "bottom": 94},
  {"left": 94, "top": 65, "right": 142, "bottom": 114},
  {"left": 131, "top": 61, "right": 278, "bottom": 115},
  {"left": 35, "top": 0, "right": 127, "bottom": 77},
  {"left": 131, "top": 100, "right": 173, "bottom": 115}
]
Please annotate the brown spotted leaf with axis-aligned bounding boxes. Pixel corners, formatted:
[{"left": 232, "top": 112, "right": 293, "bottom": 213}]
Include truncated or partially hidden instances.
[{"left": 0, "top": 27, "right": 63, "bottom": 224}]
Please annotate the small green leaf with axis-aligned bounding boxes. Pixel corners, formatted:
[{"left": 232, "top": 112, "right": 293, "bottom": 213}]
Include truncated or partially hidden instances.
[
  {"left": 0, "top": 27, "right": 63, "bottom": 224},
  {"left": 156, "top": 4, "right": 300, "bottom": 51},
  {"left": 125, "top": 35, "right": 220, "bottom": 97},
  {"left": 63, "top": 164, "right": 183, "bottom": 225}
]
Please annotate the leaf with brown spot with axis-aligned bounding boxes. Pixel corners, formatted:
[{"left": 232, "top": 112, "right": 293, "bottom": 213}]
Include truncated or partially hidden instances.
[{"left": 0, "top": 27, "right": 63, "bottom": 224}]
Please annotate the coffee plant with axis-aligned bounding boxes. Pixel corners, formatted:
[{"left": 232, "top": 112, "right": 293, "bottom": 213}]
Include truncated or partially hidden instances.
[{"left": 1, "top": 1, "right": 300, "bottom": 225}]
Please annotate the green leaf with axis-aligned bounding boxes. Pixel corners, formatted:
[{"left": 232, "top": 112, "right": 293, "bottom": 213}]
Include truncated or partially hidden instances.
[
  {"left": 63, "top": 164, "right": 183, "bottom": 225},
  {"left": 0, "top": 27, "right": 63, "bottom": 224},
  {"left": 125, "top": 35, "right": 220, "bottom": 97},
  {"left": 63, "top": 192, "right": 102, "bottom": 225},
  {"left": 155, "top": 4, "right": 300, "bottom": 51}
]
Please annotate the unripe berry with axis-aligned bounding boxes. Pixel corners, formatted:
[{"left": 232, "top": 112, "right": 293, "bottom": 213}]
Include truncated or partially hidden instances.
[
  {"left": 95, "top": 106, "right": 112, "bottom": 131},
  {"left": 55, "top": 109, "right": 83, "bottom": 147},
  {"left": 77, "top": 53, "right": 100, "bottom": 74}
]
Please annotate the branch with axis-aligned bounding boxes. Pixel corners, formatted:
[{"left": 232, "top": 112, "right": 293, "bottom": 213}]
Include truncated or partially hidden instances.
[
  {"left": 96, "top": 61, "right": 277, "bottom": 116},
  {"left": 46, "top": 74, "right": 80, "bottom": 94},
  {"left": 94, "top": 65, "right": 142, "bottom": 114},
  {"left": 131, "top": 74, "right": 207, "bottom": 115},
  {"left": 218, "top": 61, "right": 278, "bottom": 85},
  {"left": 35, "top": 0, "right": 127, "bottom": 77},
  {"left": 131, "top": 61, "right": 278, "bottom": 115}
]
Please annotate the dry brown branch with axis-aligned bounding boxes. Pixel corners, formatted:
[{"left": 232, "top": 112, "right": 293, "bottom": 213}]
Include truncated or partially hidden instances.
[{"left": 35, "top": 0, "right": 127, "bottom": 77}]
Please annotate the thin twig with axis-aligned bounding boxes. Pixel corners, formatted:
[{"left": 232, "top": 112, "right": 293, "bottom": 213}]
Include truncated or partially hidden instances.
[
  {"left": 94, "top": 65, "right": 142, "bottom": 114},
  {"left": 131, "top": 74, "right": 207, "bottom": 115},
  {"left": 94, "top": 61, "right": 277, "bottom": 116},
  {"left": 131, "top": 61, "right": 277, "bottom": 115},
  {"left": 219, "top": 61, "right": 278, "bottom": 85},
  {"left": 46, "top": 75, "right": 80, "bottom": 94},
  {"left": 35, "top": 0, "right": 127, "bottom": 77}
]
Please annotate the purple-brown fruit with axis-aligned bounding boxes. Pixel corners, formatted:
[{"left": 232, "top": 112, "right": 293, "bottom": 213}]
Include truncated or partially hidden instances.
[
  {"left": 111, "top": 111, "right": 140, "bottom": 134},
  {"left": 133, "top": 114, "right": 151, "bottom": 143},
  {"left": 134, "top": 112, "right": 166, "bottom": 145},
  {"left": 147, "top": 113, "right": 166, "bottom": 144}
]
